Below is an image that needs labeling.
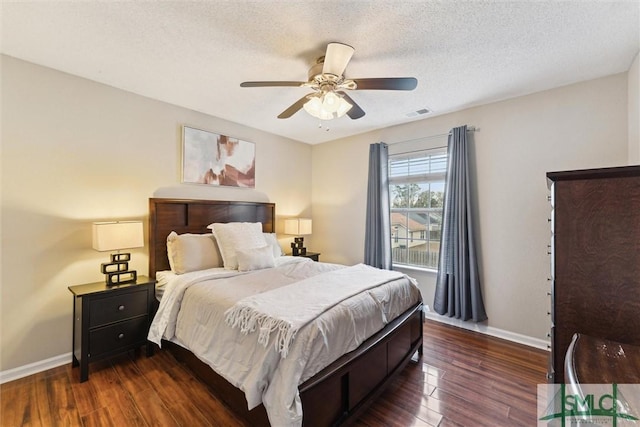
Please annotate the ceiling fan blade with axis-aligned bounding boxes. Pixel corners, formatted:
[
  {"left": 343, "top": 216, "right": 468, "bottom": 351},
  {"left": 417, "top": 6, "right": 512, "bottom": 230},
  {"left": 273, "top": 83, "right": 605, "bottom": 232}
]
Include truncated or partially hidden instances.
[
  {"left": 352, "top": 77, "right": 418, "bottom": 91},
  {"left": 277, "top": 95, "right": 311, "bottom": 119},
  {"left": 240, "top": 81, "right": 306, "bottom": 88},
  {"left": 338, "top": 92, "right": 365, "bottom": 119},
  {"left": 322, "top": 42, "right": 355, "bottom": 77}
]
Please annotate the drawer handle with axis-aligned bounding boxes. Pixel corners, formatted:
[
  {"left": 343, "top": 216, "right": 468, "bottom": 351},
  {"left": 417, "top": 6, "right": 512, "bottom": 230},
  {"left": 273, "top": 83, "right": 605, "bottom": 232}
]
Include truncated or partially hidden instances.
[
  {"left": 118, "top": 305, "right": 125, "bottom": 311},
  {"left": 118, "top": 333, "right": 125, "bottom": 340}
]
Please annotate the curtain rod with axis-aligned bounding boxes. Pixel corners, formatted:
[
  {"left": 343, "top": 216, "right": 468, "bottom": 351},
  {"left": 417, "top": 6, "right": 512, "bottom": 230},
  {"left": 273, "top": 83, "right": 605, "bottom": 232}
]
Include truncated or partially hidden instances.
[{"left": 388, "top": 126, "right": 478, "bottom": 147}]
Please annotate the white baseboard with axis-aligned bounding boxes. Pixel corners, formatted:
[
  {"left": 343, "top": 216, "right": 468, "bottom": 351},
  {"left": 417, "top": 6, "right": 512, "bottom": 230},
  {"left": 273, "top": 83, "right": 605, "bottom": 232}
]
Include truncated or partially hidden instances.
[
  {"left": 423, "top": 308, "right": 549, "bottom": 351},
  {"left": 0, "top": 352, "right": 72, "bottom": 384}
]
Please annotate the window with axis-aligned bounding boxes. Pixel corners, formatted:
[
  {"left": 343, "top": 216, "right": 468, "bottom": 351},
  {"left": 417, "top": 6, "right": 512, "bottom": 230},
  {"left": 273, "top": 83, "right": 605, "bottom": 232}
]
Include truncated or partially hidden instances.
[{"left": 389, "top": 149, "right": 447, "bottom": 269}]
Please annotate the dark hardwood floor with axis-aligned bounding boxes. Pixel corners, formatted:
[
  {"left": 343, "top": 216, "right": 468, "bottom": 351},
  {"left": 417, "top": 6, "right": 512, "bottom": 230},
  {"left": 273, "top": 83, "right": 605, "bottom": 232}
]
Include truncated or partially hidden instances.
[{"left": 1, "top": 320, "right": 548, "bottom": 426}]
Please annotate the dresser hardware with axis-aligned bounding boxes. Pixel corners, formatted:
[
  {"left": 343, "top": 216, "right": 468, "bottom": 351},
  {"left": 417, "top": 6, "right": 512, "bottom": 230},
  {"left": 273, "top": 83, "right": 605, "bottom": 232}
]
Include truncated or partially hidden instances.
[
  {"left": 118, "top": 333, "right": 124, "bottom": 339},
  {"left": 118, "top": 305, "right": 125, "bottom": 311}
]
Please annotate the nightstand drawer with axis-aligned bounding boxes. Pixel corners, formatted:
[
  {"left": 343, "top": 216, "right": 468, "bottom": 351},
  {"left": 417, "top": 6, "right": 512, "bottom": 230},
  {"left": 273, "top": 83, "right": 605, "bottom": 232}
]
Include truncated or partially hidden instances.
[
  {"left": 89, "top": 316, "right": 148, "bottom": 357},
  {"left": 89, "top": 289, "right": 148, "bottom": 327}
]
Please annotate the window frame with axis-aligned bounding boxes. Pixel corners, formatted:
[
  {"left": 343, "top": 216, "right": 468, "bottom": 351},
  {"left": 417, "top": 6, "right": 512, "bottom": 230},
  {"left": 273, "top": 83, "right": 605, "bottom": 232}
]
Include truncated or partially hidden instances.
[{"left": 388, "top": 147, "right": 448, "bottom": 271}]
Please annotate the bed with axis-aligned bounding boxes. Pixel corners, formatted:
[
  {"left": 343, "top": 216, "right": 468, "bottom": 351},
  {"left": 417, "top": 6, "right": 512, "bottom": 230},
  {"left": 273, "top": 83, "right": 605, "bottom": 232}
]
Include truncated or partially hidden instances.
[{"left": 147, "top": 198, "right": 423, "bottom": 426}]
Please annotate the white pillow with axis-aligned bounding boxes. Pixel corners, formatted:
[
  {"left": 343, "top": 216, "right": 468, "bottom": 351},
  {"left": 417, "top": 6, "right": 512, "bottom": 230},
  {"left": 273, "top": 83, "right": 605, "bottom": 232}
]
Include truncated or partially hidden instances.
[
  {"left": 236, "top": 245, "right": 275, "bottom": 272},
  {"left": 208, "top": 222, "right": 267, "bottom": 270},
  {"left": 263, "top": 232, "right": 283, "bottom": 258},
  {"left": 166, "top": 232, "right": 222, "bottom": 274}
]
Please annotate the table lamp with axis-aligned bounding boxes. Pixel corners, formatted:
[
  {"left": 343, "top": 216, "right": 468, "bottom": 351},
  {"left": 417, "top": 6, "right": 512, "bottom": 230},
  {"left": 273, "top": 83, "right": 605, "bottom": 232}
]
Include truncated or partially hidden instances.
[
  {"left": 92, "top": 221, "right": 144, "bottom": 285},
  {"left": 284, "top": 218, "right": 312, "bottom": 256}
]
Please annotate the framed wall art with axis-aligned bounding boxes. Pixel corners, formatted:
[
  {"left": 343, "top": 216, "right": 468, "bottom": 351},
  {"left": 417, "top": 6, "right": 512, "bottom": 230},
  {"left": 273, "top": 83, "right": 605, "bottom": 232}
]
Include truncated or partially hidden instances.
[{"left": 182, "top": 126, "right": 256, "bottom": 188}]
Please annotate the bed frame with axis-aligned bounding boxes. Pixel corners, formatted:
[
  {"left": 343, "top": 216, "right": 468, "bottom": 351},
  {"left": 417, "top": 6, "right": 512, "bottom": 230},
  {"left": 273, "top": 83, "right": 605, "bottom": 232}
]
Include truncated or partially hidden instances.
[{"left": 148, "top": 198, "right": 423, "bottom": 426}]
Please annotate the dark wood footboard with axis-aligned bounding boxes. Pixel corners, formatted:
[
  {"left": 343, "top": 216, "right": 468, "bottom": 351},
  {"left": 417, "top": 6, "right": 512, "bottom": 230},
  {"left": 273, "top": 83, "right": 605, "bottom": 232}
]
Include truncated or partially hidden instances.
[
  {"left": 164, "top": 302, "right": 424, "bottom": 426},
  {"left": 300, "top": 302, "right": 423, "bottom": 426}
]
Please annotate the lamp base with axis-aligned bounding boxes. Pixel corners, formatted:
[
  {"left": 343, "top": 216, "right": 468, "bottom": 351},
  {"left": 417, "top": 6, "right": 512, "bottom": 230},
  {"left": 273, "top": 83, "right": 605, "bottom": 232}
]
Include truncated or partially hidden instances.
[
  {"left": 100, "top": 252, "right": 137, "bottom": 286},
  {"left": 106, "top": 270, "right": 137, "bottom": 286},
  {"left": 291, "top": 238, "right": 307, "bottom": 256},
  {"left": 292, "top": 247, "right": 307, "bottom": 256}
]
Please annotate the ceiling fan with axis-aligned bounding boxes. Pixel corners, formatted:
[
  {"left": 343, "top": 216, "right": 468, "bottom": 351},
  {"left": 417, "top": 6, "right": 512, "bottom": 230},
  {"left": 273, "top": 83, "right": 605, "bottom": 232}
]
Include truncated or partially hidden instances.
[{"left": 240, "top": 42, "right": 418, "bottom": 120}]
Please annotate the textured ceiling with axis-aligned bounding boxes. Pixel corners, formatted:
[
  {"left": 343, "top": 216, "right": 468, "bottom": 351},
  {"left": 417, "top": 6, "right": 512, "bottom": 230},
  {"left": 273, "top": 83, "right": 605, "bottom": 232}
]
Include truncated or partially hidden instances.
[{"left": 2, "top": 1, "right": 639, "bottom": 144}]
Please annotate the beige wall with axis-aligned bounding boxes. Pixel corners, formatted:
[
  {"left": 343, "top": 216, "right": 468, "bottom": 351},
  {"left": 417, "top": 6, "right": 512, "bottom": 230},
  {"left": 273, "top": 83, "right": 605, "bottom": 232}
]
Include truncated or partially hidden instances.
[
  {"left": 629, "top": 52, "right": 640, "bottom": 164},
  {"left": 0, "top": 56, "right": 312, "bottom": 372},
  {"left": 312, "top": 73, "right": 629, "bottom": 341}
]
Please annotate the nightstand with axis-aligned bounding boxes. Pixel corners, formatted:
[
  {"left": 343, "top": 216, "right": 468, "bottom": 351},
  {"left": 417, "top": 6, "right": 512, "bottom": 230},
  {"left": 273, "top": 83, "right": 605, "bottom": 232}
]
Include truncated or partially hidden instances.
[
  {"left": 69, "top": 276, "right": 156, "bottom": 382},
  {"left": 299, "top": 252, "right": 320, "bottom": 262}
]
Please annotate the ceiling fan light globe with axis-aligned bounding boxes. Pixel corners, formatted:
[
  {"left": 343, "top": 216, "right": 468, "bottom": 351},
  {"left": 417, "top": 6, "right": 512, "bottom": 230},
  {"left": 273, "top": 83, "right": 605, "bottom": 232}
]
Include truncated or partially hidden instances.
[
  {"left": 322, "top": 91, "right": 340, "bottom": 113},
  {"left": 302, "top": 90, "right": 353, "bottom": 120},
  {"left": 336, "top": 98, "right": 353, "bottom": 118},
  {"left": 319, "top": 110, "right": 333, "bottom": 121},
  {"left": 303, "top": 96, "right": 323, "bottom": 118}
]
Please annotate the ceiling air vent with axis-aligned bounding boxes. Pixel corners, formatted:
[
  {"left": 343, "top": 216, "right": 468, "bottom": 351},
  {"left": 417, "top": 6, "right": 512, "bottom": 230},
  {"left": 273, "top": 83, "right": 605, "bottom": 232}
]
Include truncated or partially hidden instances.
[{"left": 406, "top": 107, "right": 432, "bottom": 118}]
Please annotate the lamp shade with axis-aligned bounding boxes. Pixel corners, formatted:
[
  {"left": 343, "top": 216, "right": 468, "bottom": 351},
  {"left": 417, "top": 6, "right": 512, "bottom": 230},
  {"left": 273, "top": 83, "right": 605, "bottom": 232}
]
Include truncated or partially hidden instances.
[
  {"left": 284, "top": 218, "right": 312, "bottom": 235},
  {"left": 92, "top": 221, "right": 144, "bottom": 252}
]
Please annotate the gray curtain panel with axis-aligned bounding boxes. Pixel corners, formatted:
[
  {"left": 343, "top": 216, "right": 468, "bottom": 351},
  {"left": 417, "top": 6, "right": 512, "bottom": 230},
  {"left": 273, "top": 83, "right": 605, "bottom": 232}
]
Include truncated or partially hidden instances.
[
  {"left": 364, "top": 142, "right": 392, "bottom": 270},
  {"left": 434, "top": 125, "right": 488, "bottom": 322}
]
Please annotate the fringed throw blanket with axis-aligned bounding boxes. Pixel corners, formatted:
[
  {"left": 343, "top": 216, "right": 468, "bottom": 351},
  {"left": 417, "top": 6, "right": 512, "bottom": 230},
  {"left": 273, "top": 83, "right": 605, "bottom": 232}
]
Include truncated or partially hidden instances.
[{"left": 224, "top": 263, "right": 407, "bottom": 357}]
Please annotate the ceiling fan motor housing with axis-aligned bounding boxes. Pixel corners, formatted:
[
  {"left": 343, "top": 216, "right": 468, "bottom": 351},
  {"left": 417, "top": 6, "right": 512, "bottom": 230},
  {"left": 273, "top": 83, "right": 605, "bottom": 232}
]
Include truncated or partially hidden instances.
[
  {"left": 308, "top": 61, "right": 349, "bottom": 94},
  {"left": 308, "top": 59, "right": 343, "bottom": 83},
  {"left": 308, "top": 58, "right": 325, "bottom": 81}
]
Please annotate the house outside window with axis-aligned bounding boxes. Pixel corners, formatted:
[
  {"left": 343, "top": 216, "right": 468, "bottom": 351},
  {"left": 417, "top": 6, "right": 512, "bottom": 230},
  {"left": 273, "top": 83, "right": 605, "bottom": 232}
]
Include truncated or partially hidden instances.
[{"left": 389, "top": 149, "right": 447, "bottom": 269}]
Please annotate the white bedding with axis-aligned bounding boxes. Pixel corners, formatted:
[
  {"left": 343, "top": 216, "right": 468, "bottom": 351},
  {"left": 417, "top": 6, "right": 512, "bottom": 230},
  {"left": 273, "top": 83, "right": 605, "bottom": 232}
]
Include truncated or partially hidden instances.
[{"left": 148, "top": 257, "right": 421, "bottom": 427}]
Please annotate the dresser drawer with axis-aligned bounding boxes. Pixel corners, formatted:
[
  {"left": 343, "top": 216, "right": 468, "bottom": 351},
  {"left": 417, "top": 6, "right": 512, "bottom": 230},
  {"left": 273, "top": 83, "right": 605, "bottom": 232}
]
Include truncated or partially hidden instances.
[
  {"left": 89, "top": 289, "right": 148, "bottom": 327},
  {"left": 89, "top": 316, "right": 148, "bottom": 358}
]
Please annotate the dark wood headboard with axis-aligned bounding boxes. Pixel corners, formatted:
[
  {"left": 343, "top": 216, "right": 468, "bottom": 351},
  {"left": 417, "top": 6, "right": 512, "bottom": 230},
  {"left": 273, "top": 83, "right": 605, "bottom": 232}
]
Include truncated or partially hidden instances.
[{"left": 148, "top": 198, "right": 276, "bottom": 278}]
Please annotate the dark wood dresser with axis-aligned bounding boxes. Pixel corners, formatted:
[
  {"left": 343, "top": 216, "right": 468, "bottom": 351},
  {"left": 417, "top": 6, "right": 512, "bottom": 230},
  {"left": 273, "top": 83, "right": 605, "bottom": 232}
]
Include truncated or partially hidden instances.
[{"left": 547, "top": 165, "right": 640, "bottom": 384}]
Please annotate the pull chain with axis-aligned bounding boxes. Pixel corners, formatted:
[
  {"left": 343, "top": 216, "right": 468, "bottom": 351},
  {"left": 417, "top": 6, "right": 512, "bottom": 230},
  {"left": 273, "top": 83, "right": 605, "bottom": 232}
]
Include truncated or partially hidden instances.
[{"left": 317, "top": 121, "right": 330, "bottom": 132}]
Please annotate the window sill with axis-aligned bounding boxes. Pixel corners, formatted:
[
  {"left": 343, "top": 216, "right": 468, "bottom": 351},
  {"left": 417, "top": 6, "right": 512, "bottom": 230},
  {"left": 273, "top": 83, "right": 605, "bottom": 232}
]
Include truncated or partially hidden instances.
[{"left": 392, "top": 264, "right": 438, "bottom": 274}]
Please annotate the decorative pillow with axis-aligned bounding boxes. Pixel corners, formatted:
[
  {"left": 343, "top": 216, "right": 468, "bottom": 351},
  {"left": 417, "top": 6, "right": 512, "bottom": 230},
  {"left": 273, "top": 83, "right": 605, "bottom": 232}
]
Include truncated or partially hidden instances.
[
  {"left": 166, "top": 232, "right": 222, "bottom": 274},
  {"left": 208, "top": 222, "right": 267, "bottom": 269},
  {"left": 236, "top": 245, "right": 275, "bottom": 272},
  {"left": 263, "top": 232, "right": 283, "bottom": 258}
]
